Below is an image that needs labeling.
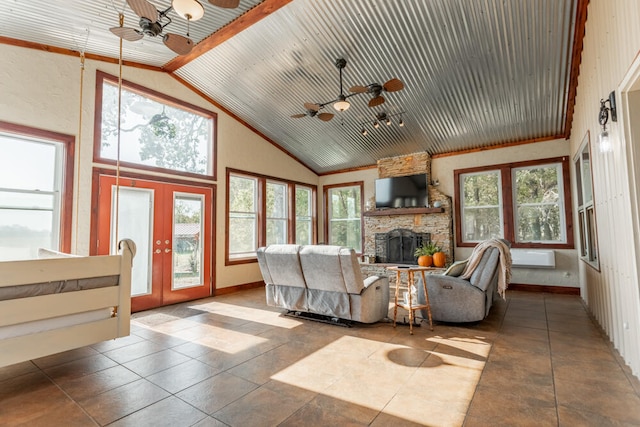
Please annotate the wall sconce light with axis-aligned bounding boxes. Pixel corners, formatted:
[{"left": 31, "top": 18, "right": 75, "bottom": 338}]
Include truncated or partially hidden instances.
[{"left": 598, "top": 91, "right": 617, "bottom": 153}]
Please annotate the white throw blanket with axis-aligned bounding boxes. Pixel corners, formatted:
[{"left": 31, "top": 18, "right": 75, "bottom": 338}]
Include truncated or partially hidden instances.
[{"left": 460, "top": 238, "right": 512, "bottom": 299}]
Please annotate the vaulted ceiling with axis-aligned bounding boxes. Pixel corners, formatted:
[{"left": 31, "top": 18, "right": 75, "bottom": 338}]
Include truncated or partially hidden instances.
[{"left": 0, "top": 0, "right": 586, "bottom": 174}]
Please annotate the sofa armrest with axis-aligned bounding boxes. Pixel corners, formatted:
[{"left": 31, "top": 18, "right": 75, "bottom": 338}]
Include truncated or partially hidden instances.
[
  {"left": 363, "top": 275, "right": 388, "bottom": 290},
  {"left": 427, "top": 274, "right": 475, "bottom": 290}
]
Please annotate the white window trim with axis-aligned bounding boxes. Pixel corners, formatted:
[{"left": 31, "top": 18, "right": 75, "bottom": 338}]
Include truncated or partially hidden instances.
[
  {"left": 228, "top": 173, "right": 259, "bottom": 260},
  {"left": 459, "top": 170, "right": 504, "bottom": 243},
  {"left": 512, "top": 163, "right": 567, "bottom": 244}
]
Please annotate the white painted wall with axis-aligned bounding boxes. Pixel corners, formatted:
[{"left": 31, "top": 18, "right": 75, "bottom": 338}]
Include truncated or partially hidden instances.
[
  {"left": 319, "top": 140, "right": 579, "bottom": 288},
  {"left": 4, "top": 0, "right": 640, "bottom": 377},
  {"left": 568, "top": 0, "right": 640, "bottom": 377},
  {"left": 0, "top": 43, "right": 317, "bottom": 290}
]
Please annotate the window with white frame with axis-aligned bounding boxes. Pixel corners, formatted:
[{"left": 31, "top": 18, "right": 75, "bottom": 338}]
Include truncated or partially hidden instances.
[
  {"left": 574, "top": 134, "right": 599, "bottom": 268},
  {"left": 295, "top": 185, "right": 313, "bottom": 245},
  {"left": 226, "top": 169, "right": 317, "bottom": 263},
  {"left": 455, "top": 157, "right": 573, "bottom": 248},
  {"left": 459, "top": 170, "right": 503, "bottom": 242},
  {"left": 228, "top": 174, "right": 258, "bottom": 259},
  {"left": 513, "top": 163, "right": 566, "bottom": 243},
  {"left": 0, "top": 124, "right": 73, "bottom": 261},
  {"left": 325, "top": 183, "right": 362, "bottom": 252},
  {"left": 266, "top": 180, "right": 288, "bottom": 245}
]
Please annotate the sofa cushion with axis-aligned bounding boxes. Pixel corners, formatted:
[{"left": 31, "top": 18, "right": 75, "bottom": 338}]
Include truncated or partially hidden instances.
[
  {"left": 261, "top": 245, "right": 306, "bottom": 288},
  {"left": 299, "top": 245, "right": 348, "bottom": 293},
  {"left": 338, "top": 247, "right": 366, "bottom": 294},
  {"left": 443, "top": 259, "right": 468, "bottom": 277}
]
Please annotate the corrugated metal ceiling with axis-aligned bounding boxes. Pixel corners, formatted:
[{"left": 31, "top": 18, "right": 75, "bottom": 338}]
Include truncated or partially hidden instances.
[
  {"left": 0, "top": 0, "right": 261, "bottom": 67},
  {"left": 1, "top": 0, "right": 580, "bottom": 174}
]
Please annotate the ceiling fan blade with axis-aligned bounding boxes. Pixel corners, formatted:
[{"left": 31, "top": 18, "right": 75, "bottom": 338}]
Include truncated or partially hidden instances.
[
  {"left": 368, "top": 96, "right": 385, "bottom": 107},
  {"left": 163, "top": 33, "right": 194, "bottom": 55},
  {"left": 291, "top": 113, "right": 306, "bottom": 118},
  {"left": 127, "top": 0, "right": 159, "bottom": 22},
  {"left": 304, "top": 102, "right": 320, "bottom": 112},
  {"left": 110, "top": 26, "right": 144, "bottom": 41},
  {"left": 383, "top": 78, "right": 404, "bottom": 92},
  {"left": 317, "top": 113, "right": 334, "bottom": 122},
  {"left": 349, "top": 85, "right": 368, "bottom": 93},
  {"left": 208, "top": 0, "right": 240, "bottom": 8}
]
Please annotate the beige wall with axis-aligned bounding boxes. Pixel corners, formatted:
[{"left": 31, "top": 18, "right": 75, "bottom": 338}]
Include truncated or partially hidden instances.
[
  {"left": 0, "top": 43, "right": 317, "bottom": 290},
  {"left": 320, "top": 139, "right": 579, "bottom": 288},
  {"left": 567, "top": 0, "right": 640, "bottom": 377},
  {"left": 4, "top": 0, "right": 640, "bottom": 377}
]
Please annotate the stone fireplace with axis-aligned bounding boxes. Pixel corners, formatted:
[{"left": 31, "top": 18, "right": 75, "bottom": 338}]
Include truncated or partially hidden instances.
[
  {"left": 375, "top": 229, "right": 430, "bottom": 264},
  {"left": 361, "top": 152, "right": 453, "bottom": 276}
]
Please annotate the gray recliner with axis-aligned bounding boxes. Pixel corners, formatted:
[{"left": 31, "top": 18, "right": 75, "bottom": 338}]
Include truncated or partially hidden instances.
[
  {"left": 416, "top": 246, "right": 502, "bottom": 323},
  {"left": 257, "top": 244, "right": 389, "bottom": 323}
]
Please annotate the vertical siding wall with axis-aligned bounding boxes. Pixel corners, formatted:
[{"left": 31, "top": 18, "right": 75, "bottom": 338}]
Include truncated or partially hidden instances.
[{"left": 571, "top": 0, "right": 640, "bottom": 376}]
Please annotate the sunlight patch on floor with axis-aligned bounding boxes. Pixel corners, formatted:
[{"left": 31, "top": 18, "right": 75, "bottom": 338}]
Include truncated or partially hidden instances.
[
  {"left": 427, "top": 335, "right": 492, "bottom": 359},
  {"left": 189, "top": 301, "right": 303, "bottom": 329}
]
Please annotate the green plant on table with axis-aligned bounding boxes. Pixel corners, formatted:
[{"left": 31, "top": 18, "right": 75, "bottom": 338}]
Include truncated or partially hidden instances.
[{"left": 414, "top": 241, "right": 440, "bottom": 257}]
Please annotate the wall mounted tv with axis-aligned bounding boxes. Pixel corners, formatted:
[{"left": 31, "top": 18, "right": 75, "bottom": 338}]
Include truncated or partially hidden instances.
[{"left": 375, "top": 173, "right": 429, "bottom": 209}]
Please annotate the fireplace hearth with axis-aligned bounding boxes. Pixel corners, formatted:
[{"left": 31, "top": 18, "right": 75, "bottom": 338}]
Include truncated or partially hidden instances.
[{"left": 375, "top": 229, "right": 430, "bottom": 264}]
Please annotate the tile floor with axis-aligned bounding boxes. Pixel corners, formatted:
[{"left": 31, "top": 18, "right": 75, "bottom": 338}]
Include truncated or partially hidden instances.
[{"left": 1, "top": 289, "right": 640, "bottom": 426}]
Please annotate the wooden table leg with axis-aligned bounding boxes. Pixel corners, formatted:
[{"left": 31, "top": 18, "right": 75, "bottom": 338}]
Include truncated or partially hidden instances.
[
  {"left": 408, "top": 271, "right": 414, "bottom": 335},
  {"left": 420, "top": 271, "right": 433, "bottom": 331},
  {"left": 393, "top": 271, "right": 401, "bottom": 328}
]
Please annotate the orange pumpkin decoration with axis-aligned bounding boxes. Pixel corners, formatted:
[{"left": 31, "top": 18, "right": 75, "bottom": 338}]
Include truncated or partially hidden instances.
[
  {"left": 433, "top": 251, "right": 446, "bottom": 268},
  {"left": 417, "top": 255, "right": 433, "bottom": 267}
]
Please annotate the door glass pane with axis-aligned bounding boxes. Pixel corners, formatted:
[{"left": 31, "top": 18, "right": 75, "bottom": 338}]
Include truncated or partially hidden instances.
[
  {"left": 173, "top": 194, "right": 204, "bottom": 290},
  {"left": 111, "top": 187, "right": 153, "bottom": 297}
]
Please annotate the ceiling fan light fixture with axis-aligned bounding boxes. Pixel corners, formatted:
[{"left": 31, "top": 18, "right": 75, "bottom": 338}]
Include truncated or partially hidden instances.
[
  {"left": 333, "top": 95, "right": 350, "bottom": 112},
  {"left": 386, "top": 118, "right": 391, "bottom": 126},
  {"left": 172, "top": 0, "right": 205, "bottom": 21},
  {"left": 361, "top": 128, "right": 368, "bottom": 136},
  {"left": 399, "top": 118, "right": 404, "bottom": 127},
  {"left": 373, "top": 121, "right": 380, "bottom": 129}
]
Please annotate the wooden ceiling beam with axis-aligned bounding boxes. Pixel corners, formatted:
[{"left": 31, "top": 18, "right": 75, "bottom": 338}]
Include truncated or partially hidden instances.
[
  {"left": 563, "top": 0, "right": 589, "bottom": 140},
  {"left": 0, "top": 36, "right": 162, "bottom": 72},
  {"left": 163, "top": 0, "right": 294, "bottom": 73}
]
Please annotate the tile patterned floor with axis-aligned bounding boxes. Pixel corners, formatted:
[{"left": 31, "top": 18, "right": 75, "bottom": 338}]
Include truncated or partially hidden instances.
[{"left": 1, "top": 289, "right": 640, "bottom": 426}]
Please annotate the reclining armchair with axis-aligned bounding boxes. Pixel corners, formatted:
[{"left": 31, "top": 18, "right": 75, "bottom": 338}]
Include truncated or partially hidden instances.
[
  {"left": 257, "top": 244, "right": 389, "bottom": 323},
  {"left": 416, "top": 241, "right": 509, "bottom": 323}
]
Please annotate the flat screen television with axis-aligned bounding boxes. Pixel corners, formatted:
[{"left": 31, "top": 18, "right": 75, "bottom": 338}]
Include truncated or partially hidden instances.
[{"left": 375, "top": 173, "right": 429, "bottom": 209}]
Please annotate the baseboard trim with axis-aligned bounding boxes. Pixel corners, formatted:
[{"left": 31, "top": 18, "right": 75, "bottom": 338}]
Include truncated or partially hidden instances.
[
  {"left": 215, "top": 281, "right": 265, "bottom": 296},
  {"left": 509, "top": 283, "right": 580, "bottom": 295}
]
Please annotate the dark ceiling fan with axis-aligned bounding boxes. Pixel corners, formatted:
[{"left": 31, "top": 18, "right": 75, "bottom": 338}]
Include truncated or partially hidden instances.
[
  {"left": 291, "top": 58, "right": 405, "bottom": 121},
  {"left": 349, "top": 78, "right": 405, "bottom": 107},
  {"left": 290, "top": 102, "right": 335, "bottom": 122},
  {"left": 110, "top": 0, "right": 239, "bottom": 55}
]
